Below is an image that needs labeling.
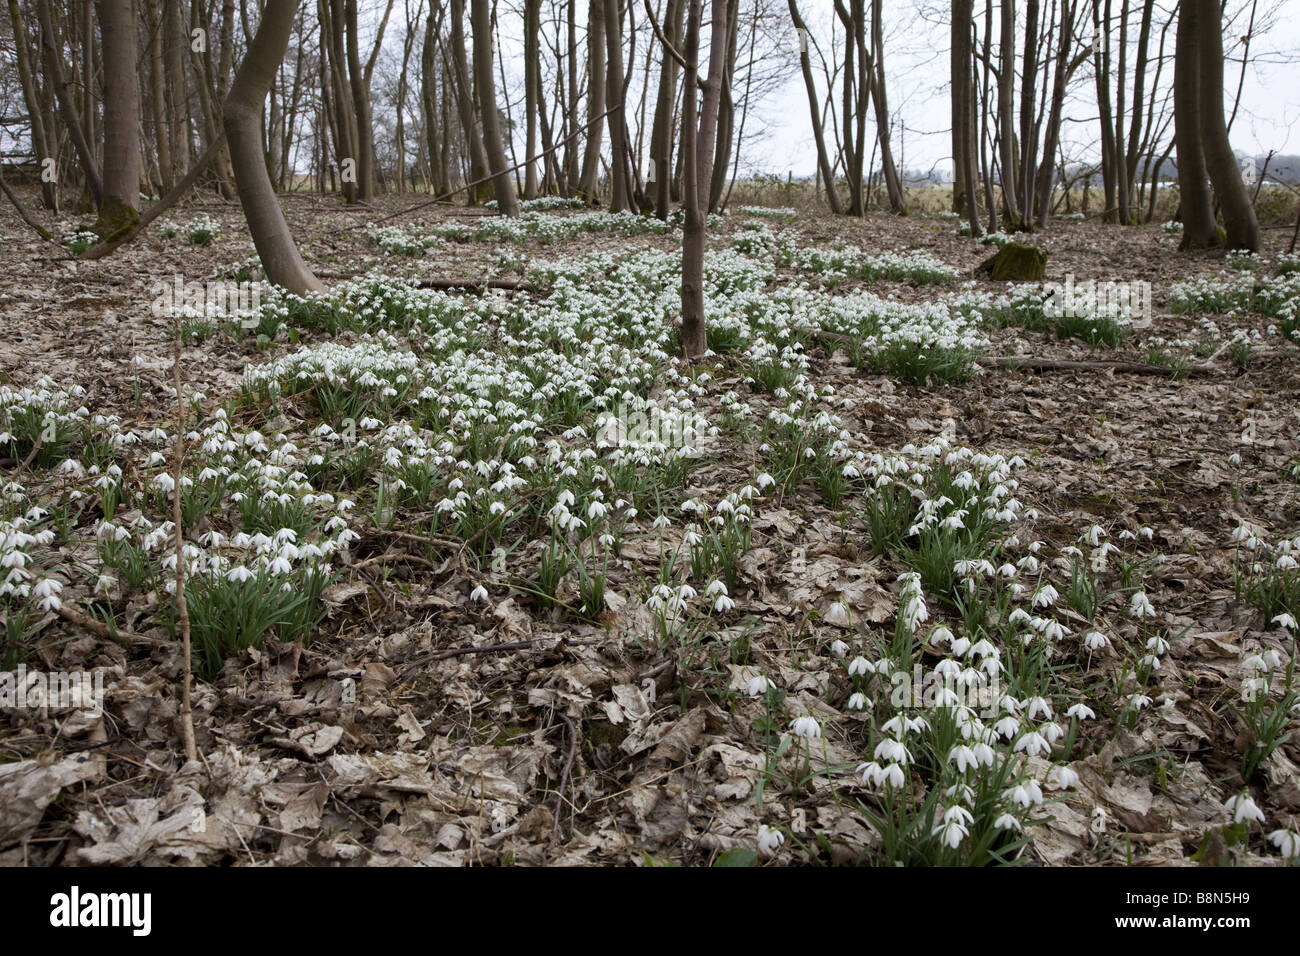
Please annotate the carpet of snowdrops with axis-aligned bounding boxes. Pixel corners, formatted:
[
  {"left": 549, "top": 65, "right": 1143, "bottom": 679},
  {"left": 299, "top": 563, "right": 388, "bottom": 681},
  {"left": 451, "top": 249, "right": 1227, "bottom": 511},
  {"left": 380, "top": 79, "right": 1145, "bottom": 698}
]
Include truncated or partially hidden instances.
[{"left": 1, "top": 198, "right": 1299, "bottom": 866}]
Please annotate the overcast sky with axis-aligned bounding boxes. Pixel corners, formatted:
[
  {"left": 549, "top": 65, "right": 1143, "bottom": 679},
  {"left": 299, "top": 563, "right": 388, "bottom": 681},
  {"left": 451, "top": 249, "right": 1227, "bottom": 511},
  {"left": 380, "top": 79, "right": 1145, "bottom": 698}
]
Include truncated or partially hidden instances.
[{"left": 488, "top": 0, "right": 1300, "bottom": 179}]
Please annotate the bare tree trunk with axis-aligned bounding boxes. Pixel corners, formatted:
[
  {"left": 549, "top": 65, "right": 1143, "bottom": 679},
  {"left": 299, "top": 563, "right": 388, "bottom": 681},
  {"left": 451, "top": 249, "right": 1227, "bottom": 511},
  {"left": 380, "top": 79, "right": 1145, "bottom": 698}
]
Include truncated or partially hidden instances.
[
  {"left": 997, "top": 0, "right": 1019, "bottom": 224},
  {"left": 10, "top": 0, "right": 58, "bottom": 210},
  {"left": 450, "top": 0, "right": 491, "bottom": 201},
  {"left": 1173, "top": 0, "right": 1217, "bottom": 248},
  {"left": 1192, "top": 0, "right": 1258, "bottom": 251},
  {"left": 224, "top": 0, "right": 324, "bottom": 293},
  {"left": 679, "top": 0, "right": 706, "bottom": 359},
  {"left": 649, "top": 0, "right": 683, "bottom": 217},
  {"left": 35, "top": 0, "right": 102, "bottom": 203},
  {"left": 164, "top": 0, "right": 190, "bottom": 178},
  {"left": 789, "top": 0, "right": 842, "bottom": 214},
  {"left": 93, "top": 0, "right": 140, "bottom": 239},
  {"left": 471, "top": 0, "right": 520, "bottom": 214},
  {"left": 870, "top": 0, "right": 905, "bottom": 213},
  {"left": 579, "top": 0, "right": 608, "bottom": 201},
  {"left": 605, "top": 0, "right": 633, "bottom": 211},
  {"left": 693, "top": 0, "right": 727, "bottom": 210},
  {"left": 952, "top": 0, "right": 981, "bottom": 233},
  {"left": 524, "top": 0, "right": 542, "bottom": 198}
]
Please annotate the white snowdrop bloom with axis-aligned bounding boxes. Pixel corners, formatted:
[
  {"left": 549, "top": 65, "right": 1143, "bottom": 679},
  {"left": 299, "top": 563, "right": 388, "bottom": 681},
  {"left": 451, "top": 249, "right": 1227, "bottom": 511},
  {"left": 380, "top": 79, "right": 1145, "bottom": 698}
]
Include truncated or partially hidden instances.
[
  {"left": 757, "top": 825, "right": 785, "bottom": 856},
  {"left": 1032, "top": 584, "right": 1059, "bottom": 608},
  {"left": 1272, "top": 612, "right": 1297, "bottom": 631},
  {"left": 705, "top": 580, "right": 728, "bottom": 598},
  {"left": 1224, "top": 791, "right": 1266, "bottom": 825},
  {"left": 933, "top": 817, "right": 969, "bottom": 849},
  {"left": 713, "top": 594, "right": 735, "bottom": 613},
  {"left": 929, "top": 624, "right": 954, "bottom": 647},
  {"left": 1129, "top": 591, "right": 1156, "bottom": 618},
  {"left": 949, "top": 745, "right": 979, "bottom": 774},
  {"left": 1014, "top": 732, "right": 1051, "bottom": 758},
  {"left": 1008, "top": 608, "right": 1032, "bottom": 626},
  {"left": 824, "top": 600, "right": 851, "bottom": 627},
  {"left": 874, "top": 737, "right": 912, "bottom": 765},
  {"left": 1268, "top": 829, "right": 1300, "bottom": 859},
  {"left": 829, "top": 639, "right": 849, "bottom": 658},
  {"left": 1025, "top": 696, "right": 1053, "bottom": 720},
  {"left": 1127, "top": 693, "right": 1152, "bottom": 711},
  {"left": 994, "top": 813, "right": 1022, "bottom": 832},
  {"left": 470, "top": 584, "right": 489, "bottom": 602},
  {"left": 1047, "top": 766, "right": 1080, "bottom": 790},
  {"left": 789, "top": 716, "right": 821, "bottom": 739},
  {"left": 268, "top": 556, "right": 293, "bottom": 576},
  {"left": 746, "top": 675, "right": 773, "bottom": 698},
  {"left": 846, "top": 692, "right": 867, "bottom": 710},
  {"left": 1066, "top": 703, "right": 1096, "bottom": 721},
  {"left": 1041, "top": 619, "right": 1068, "bottom": 642},
  {"left": 1004, "top": 779, "right": 1044, "bottom": 809},
  {"left": 847, "top": 656, "right": 872, "bottom": 677},
  {"left": 32, "top": 577, "right": 62, "bottom": 611},
  {"left": 1083, "top": 630, "right": 1109, "bottom": 651}
]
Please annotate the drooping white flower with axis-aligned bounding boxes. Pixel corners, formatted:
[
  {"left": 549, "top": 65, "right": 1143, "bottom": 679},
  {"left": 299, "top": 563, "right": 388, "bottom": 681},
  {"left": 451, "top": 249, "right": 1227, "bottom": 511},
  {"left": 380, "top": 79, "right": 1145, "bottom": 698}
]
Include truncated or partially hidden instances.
[
  {"left": 757, "top": 824, "right": 785, "bottom": 856},
  {"left": 1224, "top": 791, "right": 1265, "bottom": 825}
]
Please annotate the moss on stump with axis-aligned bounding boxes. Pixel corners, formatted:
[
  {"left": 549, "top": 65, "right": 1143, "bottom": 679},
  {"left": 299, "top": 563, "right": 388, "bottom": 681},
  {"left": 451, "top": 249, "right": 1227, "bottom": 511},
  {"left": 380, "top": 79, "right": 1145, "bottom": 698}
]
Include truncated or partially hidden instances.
[{"left": 978, "top": 241, "right": 1047, "bottom": 281}]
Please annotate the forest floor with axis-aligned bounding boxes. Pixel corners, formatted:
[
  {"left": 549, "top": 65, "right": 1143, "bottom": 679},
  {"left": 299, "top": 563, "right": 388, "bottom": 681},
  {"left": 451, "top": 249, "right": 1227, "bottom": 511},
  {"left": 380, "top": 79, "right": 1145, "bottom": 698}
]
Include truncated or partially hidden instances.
[{"left": 1, "top": 190, "right": 1298, "bottom": 866}]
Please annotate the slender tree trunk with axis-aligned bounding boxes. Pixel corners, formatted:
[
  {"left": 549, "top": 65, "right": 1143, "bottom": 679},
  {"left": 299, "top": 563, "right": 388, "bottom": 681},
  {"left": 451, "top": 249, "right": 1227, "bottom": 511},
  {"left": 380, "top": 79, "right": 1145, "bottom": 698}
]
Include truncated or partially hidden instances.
[
  {"left": 870, "top": 0, "right": 904, "bottom": 213},
  {"left": 789, "top": 1, "right": 842, "bottom": 214},
  {"left": 1173, "top": 0, "right": 1217, "bottom": 248},
  {"left": 524, "top": 0, "right": 542, "bottom": 198},
  {"left": 1192, "top": 0, "right": 1258, "bottom": 250},
  {"left": 679, "top": 0, "right": 706, "bottom": 359},
  {"left": 224, "top": 0, "right": 324, "bottom": 293},
  {"left": 35, "top": 0, "right": 102, "bottom": 203},
  {"left": 579, "top": 0, "right": 608, "bottom": 201},
  {"left": 10, "top": 0, "right": 58, "bottom": 210},
  {"left": 93, "top": 0, "right": 140, "bottom": 239},
  {"left": 605, "top": 0, "right": 633, "bottom": 211},
  {"left": 471, "top": 0, "right": 520, "bottom": 214}
]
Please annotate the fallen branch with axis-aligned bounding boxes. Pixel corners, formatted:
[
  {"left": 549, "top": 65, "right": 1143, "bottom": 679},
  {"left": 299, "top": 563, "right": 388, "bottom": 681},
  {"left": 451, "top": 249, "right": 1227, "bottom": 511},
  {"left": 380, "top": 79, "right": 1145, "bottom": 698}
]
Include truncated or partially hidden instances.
[
  {"left": 315, "top": 274, "right": 536, "bottom": 293},
  {"left": 551, "top": 713, "right": 579, "bottom": 852},
  {"left": 55, "top": 604, "right": 169, "bottom": 649},
  {"left": 79, "top": 133, "right": 226, "bottom": 260},
  {"left": 0, "top": 163, "right": 57, "bottom": 244}
]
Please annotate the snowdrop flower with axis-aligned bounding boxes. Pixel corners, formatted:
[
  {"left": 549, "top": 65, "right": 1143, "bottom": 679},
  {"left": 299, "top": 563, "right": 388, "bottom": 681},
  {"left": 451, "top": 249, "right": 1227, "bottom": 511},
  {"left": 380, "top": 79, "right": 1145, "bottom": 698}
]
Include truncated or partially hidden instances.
[
  {"left": 746, "top": 675, "right": 773, "bottom": 698},
  {"left": 1066, "top": 703, "right": 1096, "bottom": 721},
  {"left": 1129, "top": 591, "right": 1156, "bottom": 618},
  {"left": 929, "top": 624, "right": 954, "bottom": 647},
  {"left": 757, "top": 825, "right": 785, "bottom": 856},
  {"left": 994, "top": 813, "right": 1022, "bottom": 832},
  {"left": 1004, "top": 779, "right": 1044, "bottom": 808},
  {"left": 824, "top": 600, "right": 851, "bottom": 627},
  {"left": 1267, "top": 829, "right": 1300, "bottom": 859},
  {"left": 829, "top": 639, "right": 849, "bottom": 658},
  {"left": 1082, "top": 630, "right": 1110, "bottom": 652},
  {"left": 847, "top": 656, "right": 872, "bottom": 677},
  {"left": 846, "top": 692, "right": 867, "bottom": 710},
  {"left": 1272, "top": 612, "right": 1297, "bottom": 632},
  {"left": 1224, "top": 791, "right": 1266, "bottom": 825},
  {"left": 32, "top": 577, "right": 62, "bottom": 611},
  {"left": 1032, "top": 584, "right": 1059, "bottom": 608},
  {"left": 933, "top": 817, "right": 969, "bottom": 849},
  {"left": 470, "top": 584, "right": 489, "bottom": 602},
  {"left": 789, "top": 716, "right": 821, "bottom": 739},
  {"left": 1014, "top": 732, "right": 1051, "bottom": 758},
  {"left": 226, "top": 565, "right": 255, "bottom": 583},
  {"left": 1047, "top": 766, "right": 1080, "bottom": 790},
  {"left": 874, "top": 737, "right": 912, "bottom": 765}
]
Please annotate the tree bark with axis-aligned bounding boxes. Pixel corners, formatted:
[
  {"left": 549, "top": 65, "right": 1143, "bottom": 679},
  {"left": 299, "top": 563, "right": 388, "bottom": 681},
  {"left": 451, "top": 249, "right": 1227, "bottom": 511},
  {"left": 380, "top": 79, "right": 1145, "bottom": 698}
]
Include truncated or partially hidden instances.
[
  {"left": 224, "top": 0, "right": 324, "bottom": 293},
  {"left": 1173, "top": 0, "right": 1217, "bottom": 249},
  {"left": 471, "top": 0, "right": 520, "bottom": 214},
  {"left": 93, "top": 0, "right": 140, "bottom": 239},
  {"left": 1192, "top": 0, "right": 1258, "bottom": 251}
]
